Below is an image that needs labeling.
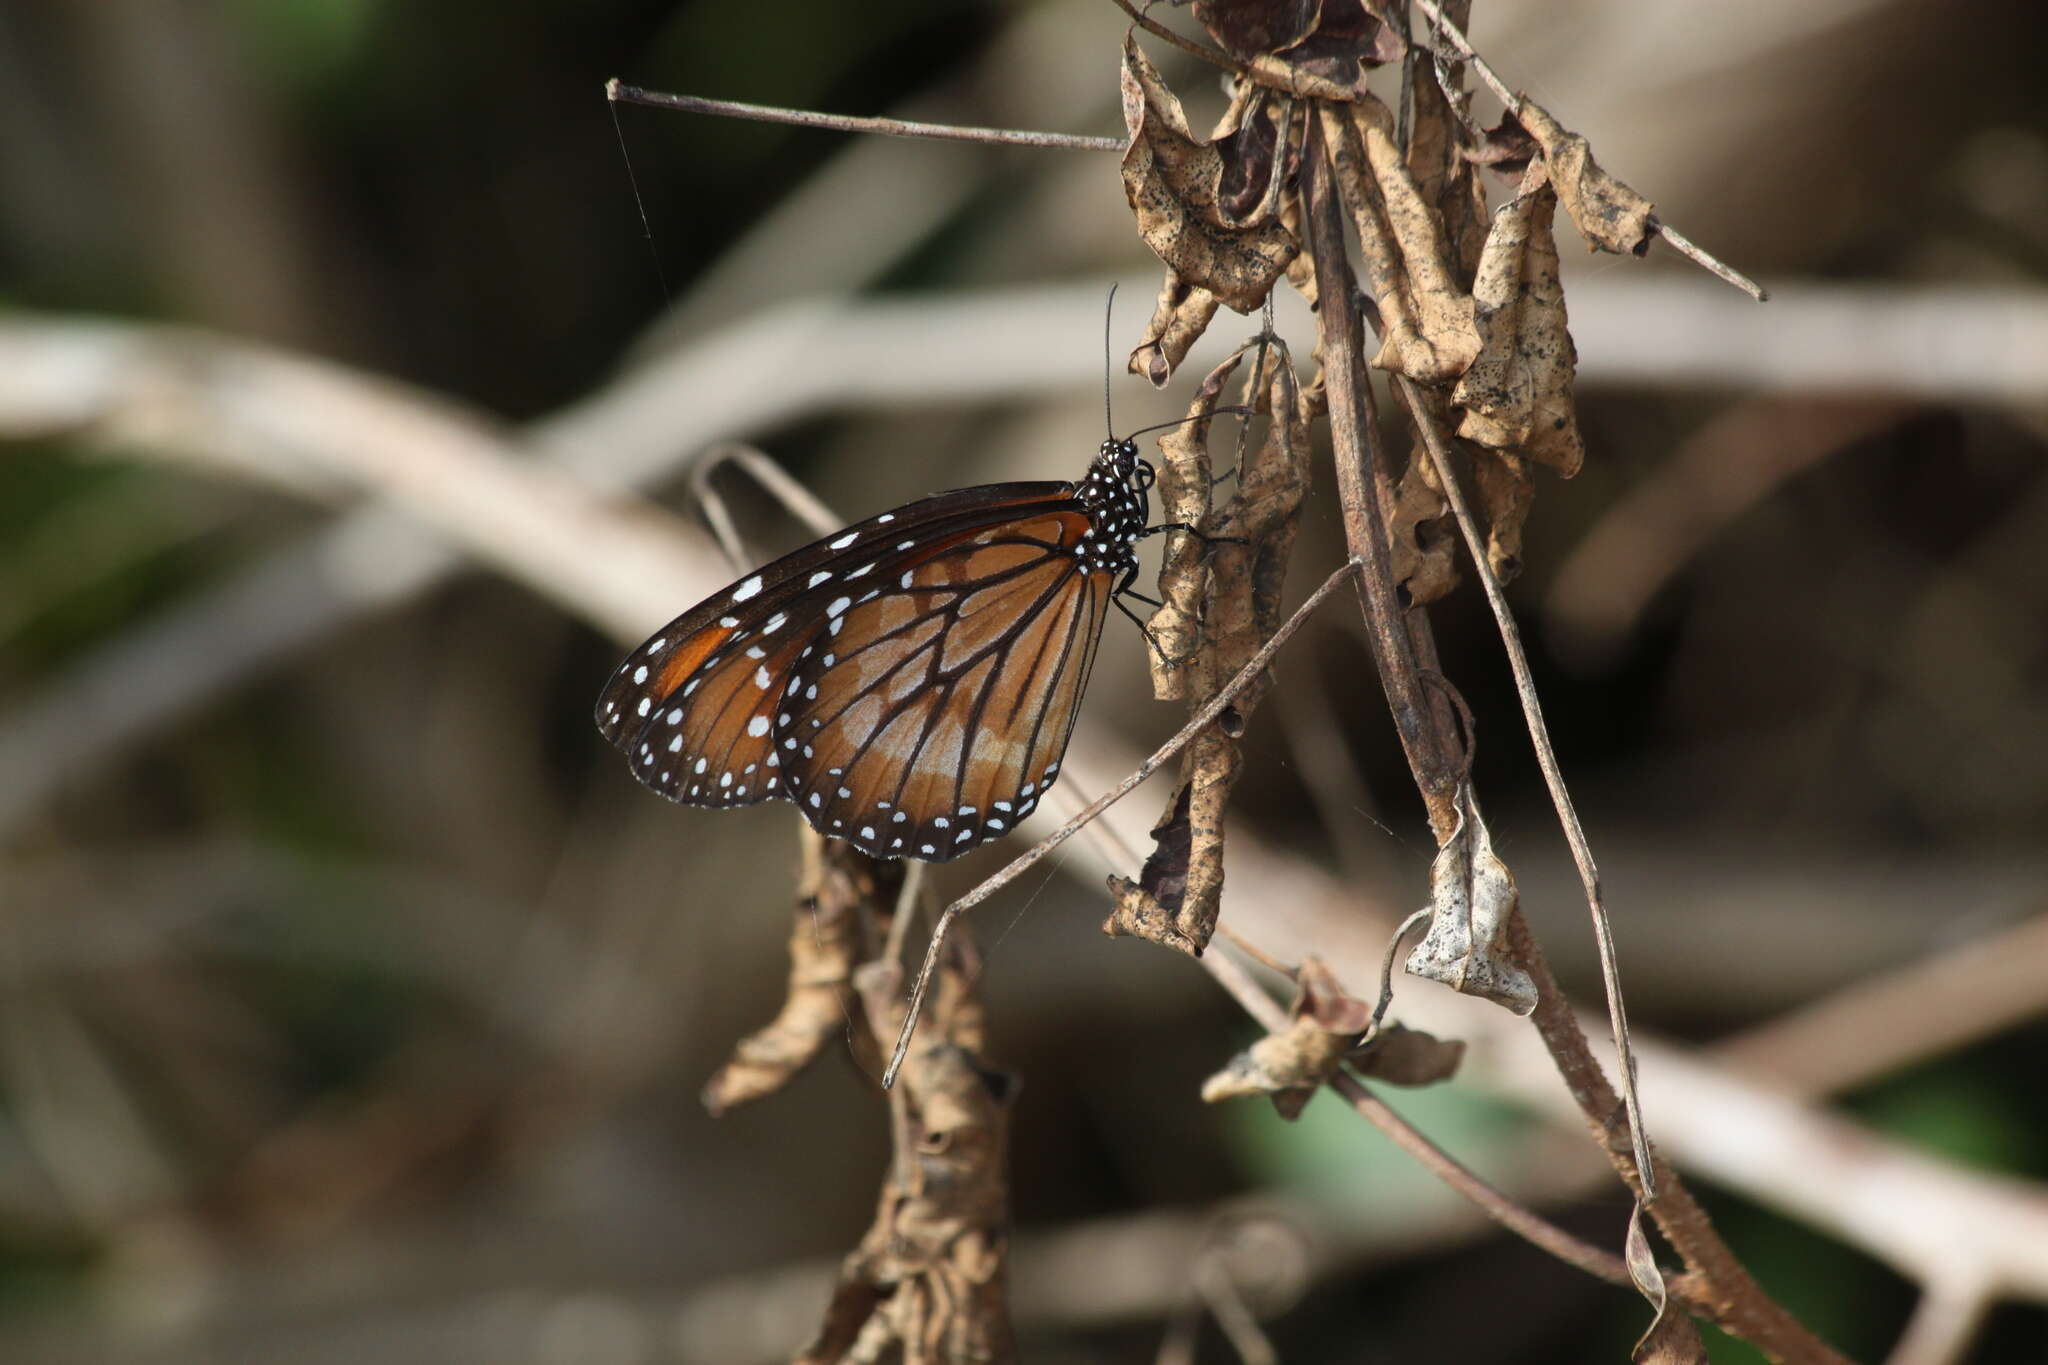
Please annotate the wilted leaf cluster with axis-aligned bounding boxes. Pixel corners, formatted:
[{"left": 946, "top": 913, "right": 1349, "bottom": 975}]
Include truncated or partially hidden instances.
[{"left": 1118, "top": 7, "right": 1670, "bottom": 606}]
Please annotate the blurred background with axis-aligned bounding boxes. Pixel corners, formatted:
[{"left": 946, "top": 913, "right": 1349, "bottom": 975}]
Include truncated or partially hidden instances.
[{"left": 2, "top": 1, "right": 2047, "bottom": 1361}]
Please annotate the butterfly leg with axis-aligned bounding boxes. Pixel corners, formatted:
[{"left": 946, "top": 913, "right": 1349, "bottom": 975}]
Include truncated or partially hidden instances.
[
  {"left": 1139, "top": 522, "right": 1249, "bottom": 547},
  {"left": 1113, "top": 592, "right": 1173, "bottom": 665}
]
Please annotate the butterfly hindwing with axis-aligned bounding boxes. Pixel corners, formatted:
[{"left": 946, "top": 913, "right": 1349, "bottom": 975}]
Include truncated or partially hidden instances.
[{"left": 779, "top": 508, "right": 1112, "bottom": 861}]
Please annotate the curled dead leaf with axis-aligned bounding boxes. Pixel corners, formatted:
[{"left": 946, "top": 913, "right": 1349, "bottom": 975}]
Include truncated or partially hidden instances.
[
  {"left": 703, "top": 833, "right": 899, "bottom": 1115},
  {"left": 1196, "top": 0, "right": 1405, "bottom": 101},
  {"left": 1318, "top": 98, "right": 1481, "bottom": 383},
  {"left": 1452, "top": 170, "right": 1585, "bottom": 476},
  {"left": 1122, "top": 36, "right": 1298, "bottom": 312},
  {"left": 1103, "top": 785, "right": 1203, "bottom": 956},
  {"left": 1628, "top": 1208, "right": 1707, "bottom": 1363},
  {"left": 1147, "top": 350, "right": 1242, "bottom": 696},
  {"left": 1351, "top": 1021, "right": 1465, "bottom": 1086},
  {"left": 1403, "top": 17, "right": 1487, "bottom": 289},
  {"left": 1513, "top": 97, "right": 1657, "bottom": 257},
  {"left": 1130, "top": 271, "right": 1222, "bottom": 389},
  {"left": 1129, "top": 350, "right": 1311, "bottom": 956},
  {"left": 1405, "top": 797, "right": 1536, "bottom": 1015},
  {"left": 1465, "top": 115, "right": 1537, "bottom": 173},
  {"left": 1387, "top": 454, "right": 1458, "bottom": 604},
  {"left": 1470, "top": 449, "right": 1533, "bottom": 583},
  {"left": 1214, "top": 78, "right": 1293, "bottom": 229}
]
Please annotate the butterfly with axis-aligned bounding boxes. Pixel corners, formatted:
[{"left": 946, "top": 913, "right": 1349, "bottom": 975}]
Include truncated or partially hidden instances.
[{"left": 595, "top": 436, "right": 1177, "bottom": 862}]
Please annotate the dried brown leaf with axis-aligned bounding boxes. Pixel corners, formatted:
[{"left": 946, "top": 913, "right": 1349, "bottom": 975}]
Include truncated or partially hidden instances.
[
  {"left": 1514, "top": 97, "right": 1657, "bottom": 257},
  {"left": 1404, "top": 797, "right": 1535, "bottom": 1014},
  {"left": 1352, "top": 1021, "right": 1466, "bottom": 1086},
  {"left": 1121, "top": 36, "right": 1298, "bottom": 312},
  {"left": 1147, "top": 351, "right": 1242, "bottom": 696},
  {"left": 1319, "top": 98, "right": 1481, "bottom": 383},
  {"left": 1130, "top": 271, "right": 1223, "bottom": 390},
  {"left": 1387, "top": 447, "right": 1457, "bottom": 605},
  {"left": 1405, "top": 13, "right": 1488, "bottom": 288},
  {"left": 1464, "top": 115, "right": 1537, "bottom": 172},
  {"left": 1213, "top": 78, "right": 1292, "bottom": 229},
  {"left": 1192, "top": 0, "right": 1321, "bottom": 60},
  {"left": 796, "top": 1036, "right": 1017, "bottom": 1365},
  {"left": 1199, "top": 0, "right": 1406, "bottom": 101},
  {"left": 1470, "top": 448, "right": 1532, "bottom": 583},
  {"left": 1152, "top": 353, "right": 1312, "bottom": 954},
  {"left": 1298, "top": 956, "right": 1374, "bottom": 1034},
  {"left": 1203, "top": 957, "right": 1388, "bottom": 1116},
  {"left": 1452, "top": 171, "right": 1585, "bottom": 475},
  {"left": 702, "top": 834, "right": 896, "bottom": 1115},
  {"left": 1104, "top": 786, "right": 1205, "bottom": 956},
  {"left": 1628, "top": 1209, "right": 1706, "bottom": 1363}
]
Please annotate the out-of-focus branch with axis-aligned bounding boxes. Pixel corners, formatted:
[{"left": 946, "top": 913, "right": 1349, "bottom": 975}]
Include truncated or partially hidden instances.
[
  {"left": 6, "top": 307, "right": 2048, "bottom": 1346},
  {"left": 1545, "top": 395, "right": 1919, "bottom": 656},
  {"left": 1711, "top": 902, "right": 2048, "bottom": 1097},
  {"left": 10, "top": 274, "right": 2043, "bottom": 832}
]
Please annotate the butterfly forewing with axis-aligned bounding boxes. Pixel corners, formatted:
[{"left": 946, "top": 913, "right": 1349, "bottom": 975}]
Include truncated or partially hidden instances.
[{"left": 780, "top": 510, "right": 1110, "bottom": 860}]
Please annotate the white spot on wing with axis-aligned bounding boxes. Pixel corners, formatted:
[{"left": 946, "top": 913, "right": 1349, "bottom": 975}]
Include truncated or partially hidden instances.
[
  {"left": 829, "top": 531, "right": 858, "bottom": 549},
  {"left": 808, "top": 571, "right": 832, "bottom": 587},
  {"left": 732, "top": 576, "right": 763, "bottom": 601},
  {"left": 826, "top": 596, "right": 851, "bottom": 617},
  {"left": 632, "top": 665, "right": 648, "bottom": 684},
  {"left": 755, "top": 665, "right": 772, "bottom": 689},
  {"left": 747, "top": 715, "right": 769, "bottom": 737}
]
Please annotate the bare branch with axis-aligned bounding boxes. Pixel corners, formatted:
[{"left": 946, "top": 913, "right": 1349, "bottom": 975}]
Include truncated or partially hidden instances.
[
  {"left": 883, "top": 559, "right": 1362, "bottom": 1088},
  {"left": 608, "top": 80, "right": 1122, "bottom": 152}
]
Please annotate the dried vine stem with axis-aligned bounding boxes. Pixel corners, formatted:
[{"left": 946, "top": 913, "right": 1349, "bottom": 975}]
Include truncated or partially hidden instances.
[
  {"left": 884, "top": 558, "right": 1363, "bottom": 1089},
  {"left": 1299, "top": 112, "right": 1463, "bottom": 839},
  {"left": 1297, "top": 81, "right": 1853, "bottom": 1360},
  {"left": 608, "top": 80, "right": 1121, "bottom": 152},
  {"left": 1201, "top": 950, "right": 1634, "bottom": 1292},
  {"left": 1396, "top": 367, "right": 1656, "bottom": 1198},
  {"left": 1404, "top": 0, "right": 1766, "bottom": 301}
]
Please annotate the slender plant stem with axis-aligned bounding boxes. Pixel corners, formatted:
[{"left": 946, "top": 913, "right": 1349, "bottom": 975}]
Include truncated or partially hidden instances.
[
  {"left": 1300, "top": 109, "right": 1462, "bottom": 837},
  {"left": 1106, "top": 0, "right": 1240, "bottom": 71},
  {"left": 884, "top": 558, "right": 1362, "bottom": 1088},
  {"left": 1394, "top": 371, "right": 1654, "bottom": 1200},
  {"left": 1199, "top": 952, "right": 1634, "bottom": 1291},
  {"left": 1402, "top": 0, "right": 1766, "bottom": 301},
  {"left": 608, "top": 81, "right": 1122, "bottom": 152}
]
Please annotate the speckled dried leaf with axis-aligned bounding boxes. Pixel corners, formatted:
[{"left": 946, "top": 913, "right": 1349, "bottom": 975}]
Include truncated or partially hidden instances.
[
  {"left": 1121, "top": 35, "right": 1298, "bottom": 313},
  {"left": 1405, "top": 797, "right": 1535, "bottom": 1014},
  {"left": 1319, "top": 98, "right": 1481, "bottom": 383},
  {"left": 1514, "top": 96, "right": 1657, "bottom": 256},
  {"left": 1452, "top": 168, "right": 1585, "bottom": 476}
]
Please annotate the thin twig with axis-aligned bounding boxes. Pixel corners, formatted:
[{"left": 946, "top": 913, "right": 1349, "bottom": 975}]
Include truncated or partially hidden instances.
[
  {"left": 883, "top": 558, "right": 1362, "bottom": 1088},
  {"left": 1300, "top": 111, "right": 1462, "bottom": 836},
  {"left": 1105, "top": 0, "right": 1240, "bottom": 72},
  {"left": 1395, "top": 372, "right": 1655, "bottom": 1201},
  {"left": 608, "top": 81, "right": 1122, "bottom": 152},
  {"left": 1199, "top": 952, "right": 1635, "bottom": 1293},
  {"left": 1654, "top": 220, "right": 1771, "bottom": 302},
  {"left": 1403, "top": 0, "right": 1765, "bottom": 301}
]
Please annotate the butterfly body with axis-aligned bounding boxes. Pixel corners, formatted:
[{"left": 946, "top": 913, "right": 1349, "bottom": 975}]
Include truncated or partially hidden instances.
[{"left": 597, "top": 439, "right": 1154, "bottom": 862}]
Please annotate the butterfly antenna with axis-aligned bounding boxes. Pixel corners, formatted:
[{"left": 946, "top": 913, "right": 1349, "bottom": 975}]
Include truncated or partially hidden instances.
[
  {"left": 1103, "top": 282, "right": 1119, "bottom": 439},
  {"left": 1119, "top": 407, "right": 1255, "bottom": 443}
]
